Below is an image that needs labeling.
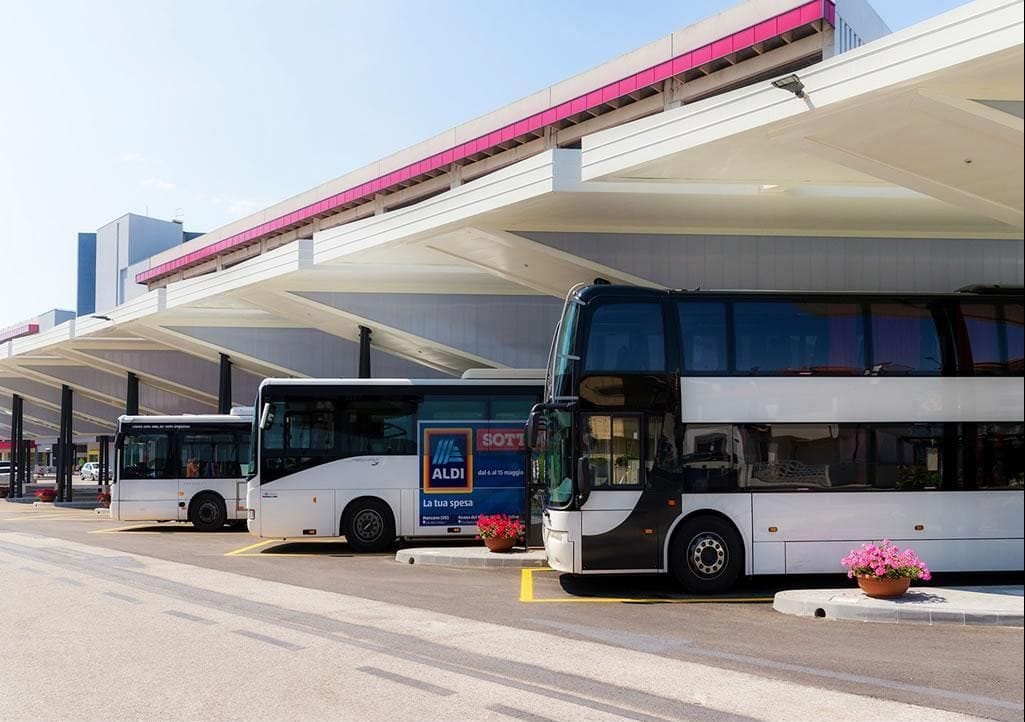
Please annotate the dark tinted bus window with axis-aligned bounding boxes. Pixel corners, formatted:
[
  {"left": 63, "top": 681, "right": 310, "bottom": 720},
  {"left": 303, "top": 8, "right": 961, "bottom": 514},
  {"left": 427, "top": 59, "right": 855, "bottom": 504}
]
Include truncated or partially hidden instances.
[
  {"left": 490, "top": 395, "right": 538, "bottom": 421},
  {"left": 419, "top": 395, "right": 487, "bottom": 420},
  {"left": 965, "top": 423, "right": 1024, "bottom": 489},
  {"left": 339, "top": 396, "right": 417, "bottom": 456},
  {"left": 870, "top": 303, "right": 942, "bottom": 375},
  {"left": 734, "top": 302, "right": 864, "bottom": 375},
  {"left": 874, "top": 424, "right": 945, "bottom": 489},
  {"left": 678, "top": 302, "right": 728, "bottom": 372},
  {"left": 260, "top": 398, "right": 338, "bottom": 482},
  {"left": 1006, "top": 304, "right": 1024, "bottom": 374},
  {"left": 959, "top": 303, "right": 1003, "bottom": 374},
  {"left": 181, "top": 431, "right": 248, "bottom": 479},
  {"left": 120, "top": 431, "right": 173, "bottom": 480},
  {"left": 286, "top": 401, "right": 336, "bottom": 451},
  {"left": 584, "top": 303, "right": 666, "bottom": 373},
  {"left": 738, "top": 424, "right": 868, "bottom": 489},
  {"left": 681, "top": 424, "right": 736, "bottom": 492}
]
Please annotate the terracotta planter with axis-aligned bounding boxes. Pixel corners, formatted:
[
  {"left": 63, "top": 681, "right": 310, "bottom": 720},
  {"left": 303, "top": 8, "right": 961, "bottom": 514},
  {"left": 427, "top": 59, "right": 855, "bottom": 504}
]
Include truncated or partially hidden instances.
[
  {"left": 856, "top": 575, "right": 910, "bottom": 599},
  {"left": 484, "top": 537, "right": 517, "bottom": 553}
]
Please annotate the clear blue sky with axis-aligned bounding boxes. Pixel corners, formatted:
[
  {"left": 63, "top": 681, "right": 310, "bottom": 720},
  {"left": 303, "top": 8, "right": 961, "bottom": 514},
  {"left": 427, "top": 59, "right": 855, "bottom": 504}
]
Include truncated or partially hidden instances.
[{"left": 0, "top": 0, "right": 970, "bottom": 328}]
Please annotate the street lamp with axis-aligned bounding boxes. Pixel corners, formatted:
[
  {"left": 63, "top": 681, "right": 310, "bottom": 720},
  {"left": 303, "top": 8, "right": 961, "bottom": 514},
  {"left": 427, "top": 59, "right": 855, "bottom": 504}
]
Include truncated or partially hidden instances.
[{"left": 772, "top": 74, "right": 806, "bottom": 98}]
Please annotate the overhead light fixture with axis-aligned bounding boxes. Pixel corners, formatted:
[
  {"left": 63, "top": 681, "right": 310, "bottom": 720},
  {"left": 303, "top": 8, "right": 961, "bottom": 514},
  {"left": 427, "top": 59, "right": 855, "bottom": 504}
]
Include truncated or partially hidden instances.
[{"left": 772, "top": 74, "right": 805, "bottom": 98}]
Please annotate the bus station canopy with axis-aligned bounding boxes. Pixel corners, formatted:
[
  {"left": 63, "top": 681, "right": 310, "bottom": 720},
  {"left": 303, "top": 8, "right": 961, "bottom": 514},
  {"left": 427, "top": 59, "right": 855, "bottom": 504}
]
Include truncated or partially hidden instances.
[{"left": 1, "top": 0, "right": 1022, "bottom": 441}]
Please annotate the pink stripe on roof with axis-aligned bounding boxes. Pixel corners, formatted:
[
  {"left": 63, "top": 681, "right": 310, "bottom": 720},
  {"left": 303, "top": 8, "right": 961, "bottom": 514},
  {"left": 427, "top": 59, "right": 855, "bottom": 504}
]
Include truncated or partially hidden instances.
[
  {"left": 138, "top": 0, "right": 833, "bottom": 284},
  {"left": 0, "top": 323, "right": 40, "bottom": 344}
]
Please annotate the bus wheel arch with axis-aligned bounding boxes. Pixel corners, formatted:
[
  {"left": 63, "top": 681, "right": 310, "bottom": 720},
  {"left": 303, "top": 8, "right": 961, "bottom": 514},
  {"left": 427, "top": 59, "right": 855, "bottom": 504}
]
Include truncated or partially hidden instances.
[
  {"left": 341, "top": 496, "right": 396, "bottom": 553},
  {"left": 666, "top": 511, "right": 745, "bottom": 594},
  {"left": 189, "top": 492, "right": 227, "bottom": 532}
]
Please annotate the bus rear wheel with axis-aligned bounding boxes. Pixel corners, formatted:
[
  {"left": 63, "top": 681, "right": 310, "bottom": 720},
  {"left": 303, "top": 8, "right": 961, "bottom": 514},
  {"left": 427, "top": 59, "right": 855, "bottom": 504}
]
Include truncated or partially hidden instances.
[
  {"left": 190, "top": 493, "right": 227, "bottom": 532},
  {"left": 343, "top": 498, "right": 395, "bottom": 553},
  {"left": 669, "top": 515, "right": 742, "bottom": 594}
]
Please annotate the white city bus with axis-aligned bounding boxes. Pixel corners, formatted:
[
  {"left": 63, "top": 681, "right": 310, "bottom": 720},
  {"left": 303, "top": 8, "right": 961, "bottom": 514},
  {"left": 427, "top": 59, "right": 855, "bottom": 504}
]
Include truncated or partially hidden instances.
[
  {"left": 527, "top": 284, "right": 1025, "bottom": 592},
  {"left": 112, "top": 410, "right": 253, "bottom": 531},
  {"left": 246, "top": 372, "right": 542, "bottom": 551}
]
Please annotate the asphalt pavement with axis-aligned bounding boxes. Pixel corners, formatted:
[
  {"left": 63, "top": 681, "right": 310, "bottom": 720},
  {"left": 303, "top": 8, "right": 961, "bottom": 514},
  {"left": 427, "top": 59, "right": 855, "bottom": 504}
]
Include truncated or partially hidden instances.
[{"left": 1, "top": 503, "right": 1022, "bottom": 721}]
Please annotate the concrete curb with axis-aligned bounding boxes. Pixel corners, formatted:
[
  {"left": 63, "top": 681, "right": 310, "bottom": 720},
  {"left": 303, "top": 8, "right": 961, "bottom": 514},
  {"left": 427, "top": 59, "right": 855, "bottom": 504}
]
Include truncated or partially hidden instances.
[
  {"left": 3, "top": 498, "right": 104, "bottom": 509},
  {"left": 774, "top": 586, "right": 1024, "bottom": 627},
  {"left": 54, "top": 501, "right": 102, "bottom": 510},
  {"left": 396, "top": 546, "right": 548, "bottom": 569}
]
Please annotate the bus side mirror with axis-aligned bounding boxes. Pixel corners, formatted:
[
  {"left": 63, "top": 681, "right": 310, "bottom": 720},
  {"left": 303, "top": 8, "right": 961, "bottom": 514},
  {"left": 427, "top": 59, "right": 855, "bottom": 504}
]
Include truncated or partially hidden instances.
[
  {"left": 525, "top": 405, "right": 544, "bottom": 448},
  {"left": 259, "top": 402, "right": 274, "bottom": 431},
  {"left": 114, "top": 435, "right": 124, "bottom": 451},
  {"left": 577, "top": 456, "right": 591, "bottom": 498}
]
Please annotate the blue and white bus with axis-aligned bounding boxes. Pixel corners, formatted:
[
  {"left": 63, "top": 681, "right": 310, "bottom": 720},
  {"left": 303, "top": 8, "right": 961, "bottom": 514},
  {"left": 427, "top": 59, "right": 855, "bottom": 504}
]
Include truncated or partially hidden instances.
[
  {"left": 247, "top": 372, "right": 542, "bottom": 551},
  {"left": 528, "top": 284, "right": 1024, "bottom": 592}
]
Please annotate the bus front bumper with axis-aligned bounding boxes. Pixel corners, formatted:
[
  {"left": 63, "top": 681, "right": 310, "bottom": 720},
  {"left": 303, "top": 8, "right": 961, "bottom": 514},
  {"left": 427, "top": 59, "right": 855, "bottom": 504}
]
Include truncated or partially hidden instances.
[{"left": 542, "top": 509, "right": 579, "bottom": 573}]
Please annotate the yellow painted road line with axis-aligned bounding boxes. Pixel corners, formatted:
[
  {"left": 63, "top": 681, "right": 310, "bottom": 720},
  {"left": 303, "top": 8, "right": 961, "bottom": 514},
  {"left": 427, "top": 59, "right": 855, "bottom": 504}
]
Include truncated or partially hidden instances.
[
  {"left": 89, "top": 524, "right": 163, "bottom": 535},
  {"left": 5, "top": 514, "right": 69, "bottom": 522},
  {"left": 235, "top": 552, "right": 350, "bottom": 557},
  {"left": 518, "top": 568, "right": 772, "bottom": 604},
  {"left": 224, "top": 539, "right": 277, "bottom": 556},
  {"left": 519, "top": 568, "right": 535, "bottom": 602}
]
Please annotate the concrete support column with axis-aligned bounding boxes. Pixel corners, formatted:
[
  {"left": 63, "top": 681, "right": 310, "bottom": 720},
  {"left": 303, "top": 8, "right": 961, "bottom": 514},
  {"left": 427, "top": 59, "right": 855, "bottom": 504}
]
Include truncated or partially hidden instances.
[
  {"left": 8, "top": 394, "right": 23, "bottom": 498},
  {"left": 58, "top": 385, "right": 73, "bottom": 503},
  {"left": 218, "top": 354, "right": 232, "bottom": 415},
  {"left": 96, "top": 435, "right": 111, "bottom": 491},
  {"left": 358, "top": 326, "right": 372, "bottom": 379},
  {"left": 126, "top": 372, "right": 139, "bottom": 416}
]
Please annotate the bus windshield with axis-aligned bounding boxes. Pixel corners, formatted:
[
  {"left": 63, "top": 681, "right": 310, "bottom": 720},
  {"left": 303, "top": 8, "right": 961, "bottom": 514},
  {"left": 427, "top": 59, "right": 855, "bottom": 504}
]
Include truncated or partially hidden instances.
[
  {"left": 547, "top": 300, "right": 579, "bottom": 403},
  {"left": 539, "top": 408, "right": 574, "bottom": 508}
]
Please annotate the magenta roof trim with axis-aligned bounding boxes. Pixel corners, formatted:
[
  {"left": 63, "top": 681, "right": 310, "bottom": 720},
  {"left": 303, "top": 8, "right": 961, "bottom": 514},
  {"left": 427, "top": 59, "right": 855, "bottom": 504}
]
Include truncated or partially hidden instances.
[
  {"left": 0, "top": 323, "right": 40, "bottom": 344},
  {"left": 138, "top": 0, "right": 833, "bottom": 284}
]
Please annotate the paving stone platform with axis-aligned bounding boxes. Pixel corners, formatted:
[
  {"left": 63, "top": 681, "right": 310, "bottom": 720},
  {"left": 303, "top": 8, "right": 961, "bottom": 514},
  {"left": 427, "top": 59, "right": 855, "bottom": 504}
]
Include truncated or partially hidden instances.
[
  {"left": 395, "top": 546, "right": 548, "bottom": 568},
  {"left": 773, "top": 585, "right": 1023, "bottom": 626}
]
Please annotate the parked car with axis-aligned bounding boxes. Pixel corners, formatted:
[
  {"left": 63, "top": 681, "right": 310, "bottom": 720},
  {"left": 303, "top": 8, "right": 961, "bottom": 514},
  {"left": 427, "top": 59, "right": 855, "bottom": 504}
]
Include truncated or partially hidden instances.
[{"left": 80, "top": 462, "right": 101, "bottom": 481}]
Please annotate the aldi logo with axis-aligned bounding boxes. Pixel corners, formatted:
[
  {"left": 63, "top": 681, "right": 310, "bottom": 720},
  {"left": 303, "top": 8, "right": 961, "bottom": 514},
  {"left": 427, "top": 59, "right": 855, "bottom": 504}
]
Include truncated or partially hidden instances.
[
  {"left": 423, "top": 428, "right": 473, "bottom": 493},
  {"left": 432, "top": 437, "right": 465, "bottom": 465}
]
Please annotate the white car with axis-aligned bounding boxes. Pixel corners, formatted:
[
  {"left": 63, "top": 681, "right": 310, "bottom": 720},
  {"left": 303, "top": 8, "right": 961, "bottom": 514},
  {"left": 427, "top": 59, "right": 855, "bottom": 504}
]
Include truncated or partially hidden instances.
[{"left": 80, "top": 462, "right": 101, "bottom": 481}]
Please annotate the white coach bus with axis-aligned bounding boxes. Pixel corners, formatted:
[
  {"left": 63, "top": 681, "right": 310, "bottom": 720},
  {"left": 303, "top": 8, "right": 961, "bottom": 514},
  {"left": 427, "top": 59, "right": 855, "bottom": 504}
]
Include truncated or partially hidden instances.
[
  {"left": 111, "top": 410, "right": 252, "bottom": 530},
  {"left": 246, "top": 372, "right": 543, "bottom": 551},
  {"left": 527, "top": 284, "right": 1024, "bottom": 592}
]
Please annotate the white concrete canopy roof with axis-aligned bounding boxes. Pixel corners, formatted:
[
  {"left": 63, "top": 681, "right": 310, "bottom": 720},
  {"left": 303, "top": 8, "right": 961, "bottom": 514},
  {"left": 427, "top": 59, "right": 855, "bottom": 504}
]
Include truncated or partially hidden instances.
[{"left": 1, "top": 0, "right": 1022, "bottom": 440}]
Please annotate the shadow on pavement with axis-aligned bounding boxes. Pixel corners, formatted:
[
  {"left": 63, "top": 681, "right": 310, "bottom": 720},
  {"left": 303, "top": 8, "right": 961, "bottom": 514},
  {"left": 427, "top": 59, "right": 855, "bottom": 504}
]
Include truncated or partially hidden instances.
[{"left": 555, "top": 570, "right": 1025, "bottom": 602}]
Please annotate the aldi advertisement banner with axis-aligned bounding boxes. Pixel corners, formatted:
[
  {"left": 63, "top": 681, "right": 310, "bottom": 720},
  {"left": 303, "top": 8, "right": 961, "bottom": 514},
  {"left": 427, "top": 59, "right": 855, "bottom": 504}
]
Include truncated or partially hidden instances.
[{"left": 419, "top": 421, "right": 526, "bottom": 527}]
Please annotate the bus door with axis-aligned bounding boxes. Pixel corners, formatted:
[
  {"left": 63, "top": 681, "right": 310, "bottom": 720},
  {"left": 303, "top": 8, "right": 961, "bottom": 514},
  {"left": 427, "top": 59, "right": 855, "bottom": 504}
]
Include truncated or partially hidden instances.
[
  {"left": 577, "top": 412, "right": 662, "bottom": 571},
  {"left": 116, "top": 428, "right": 177, "bottom": 521},
  {"left": 179, "top": 428, "right": 245, "bottom": 521}
]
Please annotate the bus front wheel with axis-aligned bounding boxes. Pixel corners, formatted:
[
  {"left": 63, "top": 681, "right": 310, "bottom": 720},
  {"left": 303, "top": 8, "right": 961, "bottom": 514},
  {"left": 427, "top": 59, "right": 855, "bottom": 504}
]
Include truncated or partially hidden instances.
[
  {"left": 343, "top": 498, "right": 395, "bottom": 553},
  {"left": 669, "top": 515, "right": 743, "bottom": 594},
  {"left": 190, "top": 493, "right": 227, "bottom": 532}
]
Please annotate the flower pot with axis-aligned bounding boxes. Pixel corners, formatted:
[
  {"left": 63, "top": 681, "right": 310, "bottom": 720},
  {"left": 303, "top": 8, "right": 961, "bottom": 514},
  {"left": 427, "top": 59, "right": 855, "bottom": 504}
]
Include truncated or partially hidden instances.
[
  {"left": 856, "top": 575, "right": 910, "bottom": 599},
  {"left": 484, "top": 537, "right": 517, "bottom": 553}
]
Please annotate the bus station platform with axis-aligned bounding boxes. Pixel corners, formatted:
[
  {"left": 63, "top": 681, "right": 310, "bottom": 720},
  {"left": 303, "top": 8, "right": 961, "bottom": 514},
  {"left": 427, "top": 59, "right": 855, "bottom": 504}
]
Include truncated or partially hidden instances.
[
  {"left": 395, "top": 546, "right": 548, "bottom": 569},
  {"left": 773, "top": 585, "right": 1024, "bottom": 627}
]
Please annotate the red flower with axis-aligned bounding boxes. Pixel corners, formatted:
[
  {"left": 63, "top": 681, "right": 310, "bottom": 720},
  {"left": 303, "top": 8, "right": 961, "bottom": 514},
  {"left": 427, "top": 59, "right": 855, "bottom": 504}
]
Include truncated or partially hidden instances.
[{"left": 476, "top": 514, "right": 525, "bottom": 540}]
